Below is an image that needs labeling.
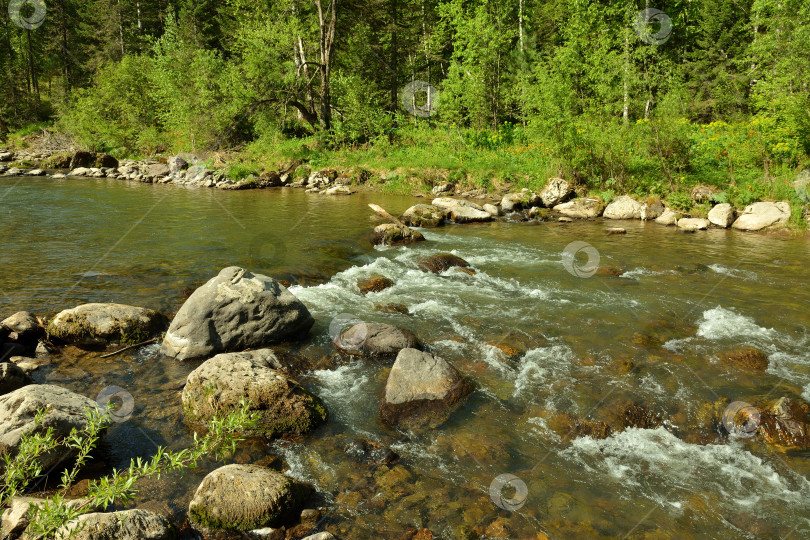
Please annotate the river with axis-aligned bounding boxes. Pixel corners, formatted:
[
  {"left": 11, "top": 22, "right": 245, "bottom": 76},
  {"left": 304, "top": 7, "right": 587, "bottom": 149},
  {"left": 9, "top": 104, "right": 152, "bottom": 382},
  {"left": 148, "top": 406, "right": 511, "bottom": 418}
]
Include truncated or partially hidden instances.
[{"left": 2, "top": 176, "right": 810, "bottom": 538}]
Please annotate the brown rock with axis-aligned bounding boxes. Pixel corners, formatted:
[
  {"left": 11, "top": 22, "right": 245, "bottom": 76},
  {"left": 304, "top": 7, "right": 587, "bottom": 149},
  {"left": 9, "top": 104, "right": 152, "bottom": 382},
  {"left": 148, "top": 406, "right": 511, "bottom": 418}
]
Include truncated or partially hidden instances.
[
  {"left": 418, "top": 253, "right": 471, "bottom": 274},
  {"left": 358, "top": 275, "right": 394, "bottom": 294},
  {"left": 333, "top": 323, "right": 420, "bottom": 359},
  {"left": 717, "top": 347, "right": 769, "bottom": 371},
  {"left": 372, "top": 223, "right": 425, "bottom": 246}
]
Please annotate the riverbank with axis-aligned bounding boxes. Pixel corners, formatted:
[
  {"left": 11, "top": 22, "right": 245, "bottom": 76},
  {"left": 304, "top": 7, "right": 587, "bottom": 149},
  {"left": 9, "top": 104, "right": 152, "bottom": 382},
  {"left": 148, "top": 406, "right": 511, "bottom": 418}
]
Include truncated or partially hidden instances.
[{"left": 1, "top": 144, "right": 808, "bottom": 237}]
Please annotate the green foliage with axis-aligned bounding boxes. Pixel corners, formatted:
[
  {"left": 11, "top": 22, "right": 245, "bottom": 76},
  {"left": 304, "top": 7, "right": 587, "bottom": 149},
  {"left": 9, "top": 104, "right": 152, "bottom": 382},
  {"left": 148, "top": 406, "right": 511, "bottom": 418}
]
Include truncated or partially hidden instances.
[{"left": 1, "top": 401, "right": 260, "bottom": 538}]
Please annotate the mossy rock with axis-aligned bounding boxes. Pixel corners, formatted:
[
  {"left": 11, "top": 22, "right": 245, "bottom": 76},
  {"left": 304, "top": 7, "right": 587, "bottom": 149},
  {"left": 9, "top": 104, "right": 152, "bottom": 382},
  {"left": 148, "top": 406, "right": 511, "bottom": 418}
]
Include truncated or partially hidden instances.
[
  {"left": 181, "top": 349, "right": 327, "bottom": 438},
  {"left": 47, "top": 303, "right": 167, "bottom": 348},
  {"left": 188, "top": 464, "right": 313, "bottom": 532}
]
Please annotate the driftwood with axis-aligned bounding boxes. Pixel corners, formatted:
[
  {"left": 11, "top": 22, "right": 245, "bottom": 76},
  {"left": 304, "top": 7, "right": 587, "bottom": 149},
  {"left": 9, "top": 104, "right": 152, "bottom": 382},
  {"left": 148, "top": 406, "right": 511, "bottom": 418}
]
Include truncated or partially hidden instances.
[
  {"left": 368, "top": 204, "right": 406, "bottom": 227},
  {"left": 99, "top": 337, "right": 159, "bottom": 359}
]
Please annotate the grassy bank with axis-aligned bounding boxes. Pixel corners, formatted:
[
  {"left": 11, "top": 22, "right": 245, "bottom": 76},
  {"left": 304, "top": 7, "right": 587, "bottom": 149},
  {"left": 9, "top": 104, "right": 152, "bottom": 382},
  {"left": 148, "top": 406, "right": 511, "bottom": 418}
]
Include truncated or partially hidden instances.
[{"left": 4, "top": 117, "right": 809, "bottom": 230}]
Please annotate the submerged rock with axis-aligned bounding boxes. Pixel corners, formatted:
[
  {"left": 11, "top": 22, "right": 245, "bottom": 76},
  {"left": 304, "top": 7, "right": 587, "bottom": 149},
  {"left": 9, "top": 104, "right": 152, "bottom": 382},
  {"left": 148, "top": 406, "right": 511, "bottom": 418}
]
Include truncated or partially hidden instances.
[
  {"left": 181, "top": 349, "right": 327, "bottom": 438},
  {"left": 333, "top": 323, "right": 420, "bottom": 359},
  {"left": 372, "top": 223, "right": 425, "bottom": 246},
  {"left": 48, "top": 303, "right": 167, "bottom": 348},
  {"left": 161, "top": 267, "right": 314, "bottom": 360},
  {"left": 553, "top": 197, "right": 604, "bottom": 219},
  {"left": 758, "top": 397, "right": 810, "bottom": 450},
  {"left": 188, "top": 464, "right": 313, "bottom": 532},
  {"left": 400, "top": 204, "right": 446, "bottom": 227},
  {"left": 732, "top": 201, "right": 791, "bottom": 231},
  {"left": 717, "top": 347, "right": 769, "bottom": 371},
  {"left": 0, "top": 385, "right": 100, "bottom": 470},
  {"left": 417, "top": 253, "right": 471, "bottom": 274},
  {"left": 57, "top": 509, "right": 176, "bottom": 540},
  {"left": 379, "top": 348, "right": 473, "bottom": 430},
  {"left": 603, "top": 196, "right": 643, "bottom": 220}
]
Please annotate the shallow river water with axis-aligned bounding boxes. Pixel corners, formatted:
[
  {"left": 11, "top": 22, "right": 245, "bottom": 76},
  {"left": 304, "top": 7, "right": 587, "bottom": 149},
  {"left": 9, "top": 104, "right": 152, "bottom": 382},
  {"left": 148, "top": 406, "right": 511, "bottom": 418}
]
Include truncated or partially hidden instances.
[{"left": 2, "top": 176, "right": 810, "bottom": 539}]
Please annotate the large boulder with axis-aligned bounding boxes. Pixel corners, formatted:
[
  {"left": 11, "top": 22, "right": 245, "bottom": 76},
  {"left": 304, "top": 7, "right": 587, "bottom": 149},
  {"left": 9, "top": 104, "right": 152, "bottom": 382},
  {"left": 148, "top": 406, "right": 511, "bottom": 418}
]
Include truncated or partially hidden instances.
[
  {"left": 372, "top": 223, "right": 425, "bottom": 246},
  {"left": 540, "top": 178, "right": 573, "bottom": 207},
  {"left": 417, "top": 253, "right": 471, "bottom": 274},
  {"left": 333, "top": 323, "right": 420, "bottom": 359},
  {"left": 708, "top": 203, "right": 736, "bottom": 228},
  {"left": 48, "top": 303, "right": 167, "bottom": 348},
  {"left": 731, "top": 201, "right": 791, "bottom": 231},
  {"left": 188, "top": 464, "right": 313, "bottom": 532},
  {"left": 553, "top": 197, "right": 604, "bottom": 219},
  {"left": 379, "top": 348, "right": 473, "bottom": 430},
  {"left": 1, "top": 311, "right": 42, "bottom": 354},
  {"left": 161, "top": 267, "right": 314, "bottom": 360},
  {"left": 603, "top": 196, "right": 643, "bottom": 220},
  {"left": 500, "top": 190, "right": 541, "bottom": 213},
  {"left": 181, "top": 349, "right": 327, "bottom": 438},
  {"left": 0, "top": 363, "right": 33, "bottom": 395},
  {"left": 640, "top": 198, "right": 665, "bottom": 220},
  {"left": 57, "top": 509, "right": 176, "bottom": 540},
  {"left": 758, "top": 397, "right": 810, "bottom": 450},
  {"left": 400, "top": 204, "right": 446, "bottom": 228},
  {"left": 2, "top": 496, "right": 93, "bottom": 539},
  {"left": 0, "top": 385, "right": 100, "bottom": 470}
]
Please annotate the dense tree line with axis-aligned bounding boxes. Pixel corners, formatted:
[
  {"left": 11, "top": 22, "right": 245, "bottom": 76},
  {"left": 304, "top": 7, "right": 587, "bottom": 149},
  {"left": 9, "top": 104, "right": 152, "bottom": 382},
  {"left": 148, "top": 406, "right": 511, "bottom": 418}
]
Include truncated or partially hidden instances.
[{"left": 1, "top": 0, "right": 808, "bottom": 163}]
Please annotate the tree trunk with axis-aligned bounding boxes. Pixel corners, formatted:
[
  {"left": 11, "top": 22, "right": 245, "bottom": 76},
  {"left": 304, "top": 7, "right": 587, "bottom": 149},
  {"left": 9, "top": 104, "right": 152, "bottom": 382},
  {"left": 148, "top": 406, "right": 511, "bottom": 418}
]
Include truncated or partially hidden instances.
[
  {"left": 315, "top": 0, "right": 337, "bottom": 131},
  {"left": 390, "top": 0, "right": 398, "bottom": 112}
]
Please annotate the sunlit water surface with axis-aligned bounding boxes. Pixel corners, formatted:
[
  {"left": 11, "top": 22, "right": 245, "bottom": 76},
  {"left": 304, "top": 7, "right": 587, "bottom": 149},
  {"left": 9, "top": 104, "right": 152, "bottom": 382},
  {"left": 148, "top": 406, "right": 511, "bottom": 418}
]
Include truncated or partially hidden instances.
[{"left": 2, "top": 176, "right": 810, "bottom": 539}]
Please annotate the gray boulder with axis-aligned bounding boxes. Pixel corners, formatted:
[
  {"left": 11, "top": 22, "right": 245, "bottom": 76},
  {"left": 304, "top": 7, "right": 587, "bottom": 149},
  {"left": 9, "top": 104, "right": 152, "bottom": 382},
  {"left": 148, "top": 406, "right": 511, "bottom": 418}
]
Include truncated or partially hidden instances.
[
  {"left": 181, "top": 349, "right": 327, "bottom": 438},
  {"left": 655, "top": 207, "right": 679, "bottom": 226},
  {"left": 57, "top": 509, "right": 176, "bottom": 540},
  {"left": 333, "top": 323, "right": 420, "bottom": 359},
  {"left": 400, "top": 204, "right": 446, "bottom": 227},
  {"left": 146, "top": 163, "right": 170, "bottom": 178},
  {"left": 1, "top": 311, "right": 42, "bottom": 348},
  {"left": 603, "top": 196, "right": 643, "bottom": 220},
  {"left": 0, "top": 385, "right": 100, "bottom": 470},
  {"left": 161, "top": 267, "right": 314, "bottom": 360},
  {"left": 708, "top": 203, "right": 736, "bottom": 228},
  {"left": 500, "top": 190, "right": 541, "bottom": 213},
  {"left": 641, "top": 199, "right": 665, "bottom": 220},
  {"left": 447, "top": 205, "right": 492, "bottom": 223},
  {"left": 483, "top": 203, "right": 500, "bottom": 217},
  {"left": 432, "top": 182, "right": 454, "bottom": 195},
  {"left": 732, "top": 201, "right": 791, "bottom": 231},
  {"left": 188, "top": 464, "right": 313, "bottom": 532},
  {"left": 540, "top": 178, "right": 573, "bottom": 207},
  {"left": 0, "top": 363, "right": 33, "bottom": 395},
  {"left": 167, "top": 156, "right": 189, "bottom": 173},
  {"left": 379, "top": 348, "right": 473, "bottom": 430},
  {"left": 48, "top": 303, "right": 167, "bottom": 348},
  {"left": 553, "top": 197, "right": 604, "bottom": 219}
]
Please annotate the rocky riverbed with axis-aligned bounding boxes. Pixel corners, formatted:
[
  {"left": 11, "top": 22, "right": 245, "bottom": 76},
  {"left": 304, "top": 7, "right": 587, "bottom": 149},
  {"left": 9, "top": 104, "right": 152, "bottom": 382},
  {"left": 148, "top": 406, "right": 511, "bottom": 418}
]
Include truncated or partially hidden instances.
[{"left": 2, "top": 166, "right": 810, "bottom": 539}]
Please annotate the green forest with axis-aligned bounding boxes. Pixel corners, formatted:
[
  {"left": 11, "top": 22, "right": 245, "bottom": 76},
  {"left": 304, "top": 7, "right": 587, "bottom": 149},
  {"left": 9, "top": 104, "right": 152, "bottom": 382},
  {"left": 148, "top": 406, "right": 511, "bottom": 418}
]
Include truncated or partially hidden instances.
[{"left": 2, "top": 0, "right": 809, "bottom": 211}]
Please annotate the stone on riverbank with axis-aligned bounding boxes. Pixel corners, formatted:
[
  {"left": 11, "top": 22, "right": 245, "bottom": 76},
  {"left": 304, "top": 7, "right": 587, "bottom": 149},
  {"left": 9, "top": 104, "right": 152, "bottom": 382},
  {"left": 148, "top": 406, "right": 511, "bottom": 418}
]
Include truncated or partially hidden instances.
[
  {"left": 731, "top": 201, "right": 790, "bottom": 231},
  {"left": 379, "top": 348, "right": 473, "bottom": 430},
  {"left": 0, "top": 385, "right": 100, "bottom": 470},
  {"left": 161, "top": 267, "right": 314, "bottom": 360},
  {"left": 677, "top": 218, "right": 710, "bottom": 231},
  {"left": 655, "top": 207, "right": 679, "bottom": 226},
  {"left": 540, "top": 178, "right": 573, "bottom": 207},
  {"left": 483, "top": 203, "right": 500, "bottom": 217},
  {"left": 400, "top": 204, "right": 446, "bottom": 227},
  {"left": 372, "top": 223, "right": 425, "bottom": 246},
  {"left": 553, "top": 197, "right": 604, "bottom": 219},
  {"left": 603, "top": 196, "right": 643, "bottom": 220},
  {"left": 1, "top": 311, "right": 43, "bottom": 353},
  {"left": 432, "top": 198, "right": 492, "bottom": 223},
  {"left": 640, "top": 198, "right": 665, "bottom": 220},
  {"left": 500, "top": 190, "right": 541, "bottom": 213},
  {"left": 57, "top": 509, "right": 176, "bottom": 540},
  {"left": 333, "top": 323, "right": 420, "bottom": 359},
  {"left": 48, "top": 303, "right": 167, "bottom": 348},
  {"left": 188, "top": 464, "right": 313, "bottom": 532},
  {"left": 182, "top": 349, "right": 327, "bottom": 437},
  {"left": 708, "top": 203, "right": 736, "bottom": 228}
]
